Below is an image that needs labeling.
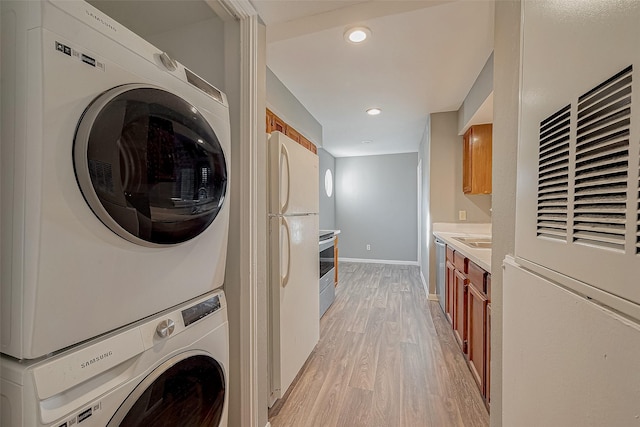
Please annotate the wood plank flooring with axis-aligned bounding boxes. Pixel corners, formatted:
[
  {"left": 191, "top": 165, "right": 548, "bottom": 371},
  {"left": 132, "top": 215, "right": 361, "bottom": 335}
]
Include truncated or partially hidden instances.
[{"left": 268, "top": 262, "right": 489, "bottom": 427}]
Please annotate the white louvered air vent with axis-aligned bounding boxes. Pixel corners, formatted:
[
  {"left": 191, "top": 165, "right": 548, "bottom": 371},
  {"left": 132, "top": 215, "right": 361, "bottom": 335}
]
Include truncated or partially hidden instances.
[
  {"left": 572, "top": 66, "right": 632, "bottom": 252},
  {"left": 537, "top": 105, "right": 571, "bottom": 240}
]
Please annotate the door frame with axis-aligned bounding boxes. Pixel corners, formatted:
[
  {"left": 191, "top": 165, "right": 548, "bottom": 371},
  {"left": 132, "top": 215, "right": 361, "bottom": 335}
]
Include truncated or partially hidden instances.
[{"left": 215, "top": 0, "right": 264, "bottom": 426}]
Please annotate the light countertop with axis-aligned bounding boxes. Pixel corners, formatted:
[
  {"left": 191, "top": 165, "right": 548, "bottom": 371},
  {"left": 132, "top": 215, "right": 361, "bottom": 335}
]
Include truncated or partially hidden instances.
[
  {"left": 319, "top": 229, "right": 341, "bottom": 235},
  {"left": 433, "top": 223, "right": 491, "bottom": 273}
]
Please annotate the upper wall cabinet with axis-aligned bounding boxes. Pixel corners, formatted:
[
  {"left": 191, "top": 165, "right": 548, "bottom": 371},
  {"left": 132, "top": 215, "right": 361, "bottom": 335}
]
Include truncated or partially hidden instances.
[
  {"left": 267, "top": 108, "right": 317, "bottom": 154},
  {"left": 463, "top": 124, "right": 492, "bottom": 194}
]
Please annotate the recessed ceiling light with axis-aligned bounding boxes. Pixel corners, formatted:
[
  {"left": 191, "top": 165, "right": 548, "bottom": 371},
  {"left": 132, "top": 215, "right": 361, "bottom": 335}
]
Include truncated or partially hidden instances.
[
  {"left": 344, "top": 26, "right": 371, "bottom": 44},
  {"left": 366, "top": 108, "right": 382, "bottom": 116},
  {"left": 362, "top": 140, "right": 372, "bottom": 144}
]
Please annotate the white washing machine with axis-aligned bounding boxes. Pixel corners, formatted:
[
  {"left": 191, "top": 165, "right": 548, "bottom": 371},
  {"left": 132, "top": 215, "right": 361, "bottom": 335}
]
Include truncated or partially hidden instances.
[
  {"left": 1, "top": 289, "right": 229, "bottom": 427},
  {"left": 1, "top": 0, "right": 231, "bottom": 360}
]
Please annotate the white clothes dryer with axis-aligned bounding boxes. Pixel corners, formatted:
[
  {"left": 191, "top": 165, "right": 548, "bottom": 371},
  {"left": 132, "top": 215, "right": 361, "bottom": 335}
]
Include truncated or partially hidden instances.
[
  {"left": 1, "top": 0, "right": 230, "bottom": 360},
  {"left": 1, "top": 289, "right": 229, "bottom": 427}
]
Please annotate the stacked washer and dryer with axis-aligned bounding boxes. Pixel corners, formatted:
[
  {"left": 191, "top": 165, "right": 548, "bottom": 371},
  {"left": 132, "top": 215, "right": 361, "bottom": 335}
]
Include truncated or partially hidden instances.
[{"left": 1, "top": 1, "right": 231, "bottom": 426}]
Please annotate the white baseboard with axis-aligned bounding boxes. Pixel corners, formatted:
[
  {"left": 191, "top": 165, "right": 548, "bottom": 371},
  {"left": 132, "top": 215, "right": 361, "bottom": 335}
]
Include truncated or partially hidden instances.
[
  {"left": 428, "top": 293, "right": 440, "bottom": 301},
  {"left": 340, "top": 257, "right": 419, "bottom": 266}
]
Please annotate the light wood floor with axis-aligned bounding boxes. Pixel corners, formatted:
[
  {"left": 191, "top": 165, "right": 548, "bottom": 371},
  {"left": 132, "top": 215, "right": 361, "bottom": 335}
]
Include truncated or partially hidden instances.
[{"left": 268, "top": 262, "right": 489, "bottom": 427}]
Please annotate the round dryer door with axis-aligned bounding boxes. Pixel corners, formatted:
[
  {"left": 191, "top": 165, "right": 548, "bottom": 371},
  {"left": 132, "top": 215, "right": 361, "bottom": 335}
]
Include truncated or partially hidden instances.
[
  {"left": 74, "top": 84, "right": 228, "bottom": 246},
  {"left": 108, "top": 353, "right": 226, "bottom": 427}
]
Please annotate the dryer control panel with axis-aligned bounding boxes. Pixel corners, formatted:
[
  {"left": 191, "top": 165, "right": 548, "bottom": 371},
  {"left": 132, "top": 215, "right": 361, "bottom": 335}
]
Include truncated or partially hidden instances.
[{"left": 181, "top": 295, "right": 221, "bottom": 327}]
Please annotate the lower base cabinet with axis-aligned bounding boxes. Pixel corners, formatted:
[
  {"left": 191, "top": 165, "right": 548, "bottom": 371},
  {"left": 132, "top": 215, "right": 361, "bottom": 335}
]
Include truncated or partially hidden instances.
[
  {"left": 444, "top": 251, "right": 456, "bottom": 325},
  {"left": 486, "top": 303, "right": 491, "bottom": 409},
  {"left": 453, "top": 269, "right": 468, "bottom": 351},
  {"left": 467, "top": 282, "right": 487, "bottom": 393},
  {"left": 444, "top": 245, "right": 491, "bottom": 409}
]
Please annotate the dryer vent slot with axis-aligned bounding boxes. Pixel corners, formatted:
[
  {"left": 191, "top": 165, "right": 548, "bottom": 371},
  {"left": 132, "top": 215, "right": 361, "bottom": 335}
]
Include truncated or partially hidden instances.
[
  {"left": 537, "top": 104, "right": 571, "bottom": 241},
  {"left": 573, "top": 66, "right": 632, "bottom": 253},
  {"left": 637, "top": 152, "right": 640, "bottom": 254}
]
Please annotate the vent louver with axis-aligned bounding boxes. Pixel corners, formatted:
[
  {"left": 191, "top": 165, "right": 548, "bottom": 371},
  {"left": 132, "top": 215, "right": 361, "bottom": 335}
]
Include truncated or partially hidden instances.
[
  {"left": 536, "top": 105, "right": 571, "bottom": 240},
  {"left": 572, "top": 66, "right": 632, "bottom": 252}
]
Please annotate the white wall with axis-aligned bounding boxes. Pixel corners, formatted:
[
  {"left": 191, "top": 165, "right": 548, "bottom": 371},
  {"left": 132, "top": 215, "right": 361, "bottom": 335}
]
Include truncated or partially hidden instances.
[
  {"left": 490, "top": 1, "right": 521, "bottom": 424},
  {"left": 318, "top": 148, "right": 336, "bottom": 230},
  {"left": 418, "top": 117, "right": 431, "bottom": 290},
  {"left": 256, "top": 19, "right": 269, "bottom": 427},
  {"left": 335, "top": 153, "right": 418, "bottom": 262}
]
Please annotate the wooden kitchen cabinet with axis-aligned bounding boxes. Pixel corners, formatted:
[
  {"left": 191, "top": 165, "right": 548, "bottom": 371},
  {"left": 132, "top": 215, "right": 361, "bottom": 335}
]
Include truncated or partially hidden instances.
[
  {"left": 266, "top": 108, "right": 317, "bottom": 155},
  {"left": 445, "top": 260, "right": 455, "bottom": 324},
  {"left": 486, "top": 302, "right": 491, "bottom": 409},
  {"left": 453, "top": 268, "right": 468, "bottom": 352},
  {"left": 463, "top": 124, "right": 492, "bottom": 194},
  {"left": 467, "top": 273, "right": 488, "bottom": 394},
  {"left": 266, "top": 109, "right": 273, "bottom": 133},
  {"left": 300, "top": 135, "right": 317, "bottom": 154},
  {"left": 450, "top": 248, "right": 470, "bottom": 351},
  {"left": 285, "top": 125, "right": 301, "bottom": 143},
  {"left": 453, "top": 269, "right": 468, "bottom": 351},
  {"left": 272, "top": 114, "right": 286, "bottom": 134},
  {"left": 445, "top": 246, "right": 456, "bottom": 324},
  {"left": 444, "top": 243, "right": 492, "bottom": 409}
]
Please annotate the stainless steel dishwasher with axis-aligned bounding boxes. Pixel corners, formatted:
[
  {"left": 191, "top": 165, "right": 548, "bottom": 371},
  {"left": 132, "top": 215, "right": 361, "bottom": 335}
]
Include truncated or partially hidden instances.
[{"left": 435, "top": 238, "right": 446, "bottom": 312}]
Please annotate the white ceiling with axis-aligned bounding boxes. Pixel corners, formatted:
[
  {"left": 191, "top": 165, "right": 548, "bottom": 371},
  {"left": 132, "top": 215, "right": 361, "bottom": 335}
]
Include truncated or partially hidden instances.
[{"left": 252, "top": 0, "right": 495, "bottom": 157}]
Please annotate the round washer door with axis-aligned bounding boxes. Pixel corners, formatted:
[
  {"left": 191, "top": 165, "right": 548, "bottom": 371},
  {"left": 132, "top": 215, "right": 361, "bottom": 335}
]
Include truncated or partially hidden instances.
[
  {"left": 74, "top": 84, "right": 228, "bottom": 246},
  {"left": 108, "top": 353, "right": 226, "bottom": 427}
]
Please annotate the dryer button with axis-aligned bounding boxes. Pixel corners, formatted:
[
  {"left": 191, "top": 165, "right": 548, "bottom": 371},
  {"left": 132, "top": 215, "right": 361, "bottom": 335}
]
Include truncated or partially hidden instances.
[
  {"left": 158, "top": 52, "right": 178, "bottom": 71},
  {"left": 156, "top": 319, "right": 176, "bottom": 338}
]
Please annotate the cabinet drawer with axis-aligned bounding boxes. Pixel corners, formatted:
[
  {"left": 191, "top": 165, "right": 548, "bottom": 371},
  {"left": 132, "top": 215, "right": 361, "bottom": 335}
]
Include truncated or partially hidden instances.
[
  {"left": 454, "top": 251, "right": 468, "bottom": 273},
  {"left": 446, "top": 246, "right": 455, "bottom": 263},
  {"left": 468, "top": 261, "right": 488, "bottom": 293}
]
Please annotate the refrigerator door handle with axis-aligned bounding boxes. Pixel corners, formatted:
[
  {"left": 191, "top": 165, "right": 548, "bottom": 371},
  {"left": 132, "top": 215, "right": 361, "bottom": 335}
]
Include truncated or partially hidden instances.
[
  {"left": 280, "top": 143, "right": 291, "bottom": 214},
  {"left": 281, "top": 217, "right": 291, "bottom": 287}
]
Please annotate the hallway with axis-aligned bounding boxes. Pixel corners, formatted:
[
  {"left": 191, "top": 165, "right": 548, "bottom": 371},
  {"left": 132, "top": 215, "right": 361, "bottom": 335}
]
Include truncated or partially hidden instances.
[{"left": 269, "top": 262, "right": 489, "bottom": 427}]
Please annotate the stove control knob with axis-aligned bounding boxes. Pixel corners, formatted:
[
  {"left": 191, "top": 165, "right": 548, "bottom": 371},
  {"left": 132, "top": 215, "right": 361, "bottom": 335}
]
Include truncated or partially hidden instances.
[{"left": 156, "top": 319, "right": 175, "bottom": 338}]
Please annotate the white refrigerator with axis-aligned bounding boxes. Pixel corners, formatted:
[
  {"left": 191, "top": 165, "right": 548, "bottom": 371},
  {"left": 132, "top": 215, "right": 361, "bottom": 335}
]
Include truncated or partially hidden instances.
[
  {"left": 267, "top": 132, "right": 319, "bottom": 406},
  {"left": 503, "top": 2, "right": 640, "bottom": 425}
]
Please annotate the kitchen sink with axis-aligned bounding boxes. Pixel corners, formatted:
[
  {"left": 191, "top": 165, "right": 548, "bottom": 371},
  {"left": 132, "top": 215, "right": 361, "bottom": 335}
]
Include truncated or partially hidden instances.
[{"left": 452, "top": 236, "right": 492, "bottom": 249}]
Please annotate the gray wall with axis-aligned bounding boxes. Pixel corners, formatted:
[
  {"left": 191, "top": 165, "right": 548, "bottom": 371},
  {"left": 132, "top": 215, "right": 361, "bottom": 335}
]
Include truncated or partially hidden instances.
[
  {"left": 491, "top": 2, "right": 520, "bottom": 426},
  {"left": 266, "top": 68, "right": 322, "bottom": 146},
  {"left": 89, "top": 2, "right": 226, "bottom": 91},
  {"left": 335, "top": 153, "right": 418, "bottom": 262},
  {"left": 146, "top": 18, "right": 225, "bottom": 91},
  {"left": 427, "top": 112, "right": 492, "bottom": 292},
  {"left": 458, "top": 51, "right": 494, "bottom": 134},
  {"left": 318, "top": 148, "right": 336, "bottom": 230}
]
